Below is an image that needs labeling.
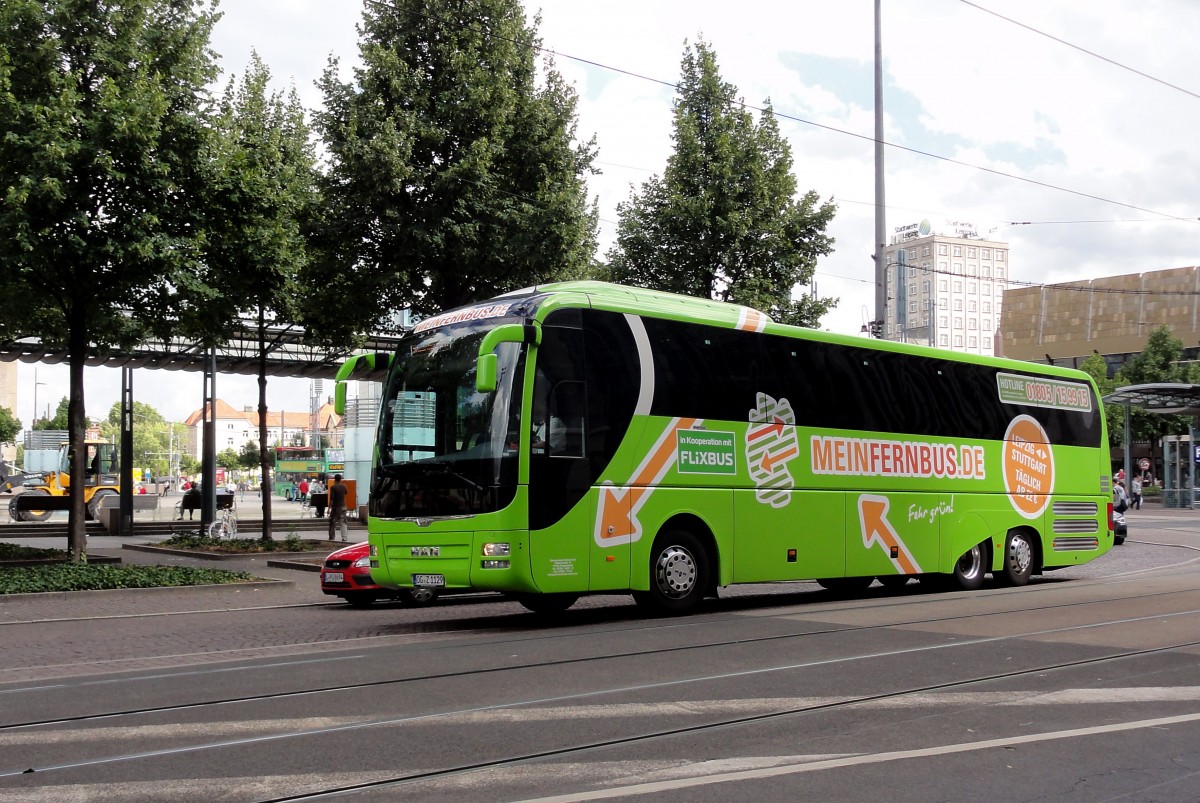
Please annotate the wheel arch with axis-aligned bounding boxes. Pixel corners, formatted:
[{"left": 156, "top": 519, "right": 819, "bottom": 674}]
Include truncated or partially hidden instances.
[
  {"left": 656, "top": 512, "right": 720, "bottom": 595},
  {"left": 1000, "top": 524, "right": 1044, "bottom": 576}
]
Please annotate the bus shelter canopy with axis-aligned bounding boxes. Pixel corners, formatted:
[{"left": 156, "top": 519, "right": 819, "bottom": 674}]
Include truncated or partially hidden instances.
[{"left": 1102, "top": 383, "right": 1200, "bottom": 416}]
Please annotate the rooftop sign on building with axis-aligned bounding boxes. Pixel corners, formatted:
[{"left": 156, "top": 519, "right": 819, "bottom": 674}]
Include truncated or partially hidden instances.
[{"left": 893, "top": 218, "right": 980, "bottom": 241}]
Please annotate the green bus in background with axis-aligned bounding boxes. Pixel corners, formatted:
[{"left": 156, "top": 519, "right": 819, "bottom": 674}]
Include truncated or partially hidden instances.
[{"left": 334, "top": 282, "right": 1113, "bottom": 614}]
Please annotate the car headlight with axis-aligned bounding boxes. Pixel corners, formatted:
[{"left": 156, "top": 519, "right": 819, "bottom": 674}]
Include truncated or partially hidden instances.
[{"left": 354, "top": 557, "right": 371, "bottom": 568}]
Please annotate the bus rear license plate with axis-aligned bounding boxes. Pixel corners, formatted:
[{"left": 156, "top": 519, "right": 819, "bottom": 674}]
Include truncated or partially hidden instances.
[
  {"left": 413, "top": 574, "right": 445, "bottom": 587},
  {"left": 324, "top": 572, "right": 343, "bottom": 583}
]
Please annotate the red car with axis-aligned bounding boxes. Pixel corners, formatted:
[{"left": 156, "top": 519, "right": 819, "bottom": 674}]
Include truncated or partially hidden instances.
[{"left": 320, "top": 541, "right": 438, "bottom": 607}]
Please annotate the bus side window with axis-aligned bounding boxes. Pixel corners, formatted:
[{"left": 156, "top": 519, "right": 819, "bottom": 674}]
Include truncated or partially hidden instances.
[{"left": 549, "top": 381, "right": 586, "bottom": 457}]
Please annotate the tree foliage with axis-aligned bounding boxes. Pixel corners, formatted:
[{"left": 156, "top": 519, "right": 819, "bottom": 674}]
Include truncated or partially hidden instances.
[
  {"left": 608, "top": 40, "right": 838, "bottom": 327},
  {"left": 97, "top": 400, "right": 183, "bottom": 479},
  {"left": 33, "top": 397, "right": 70, "bottom": 430},
  {"left": 0, "top": 406, "right": 19, "bottom": 444},
  {"left": 1080, "top": 353, "right": 1123, "bottom": 449},
  {"left": 207, "top": 53, "right": 319, "bottom": 538},
  {"left": 307, "top": 0, "right": 599, "bottom": 343},
  {"left": 0, "top": 0, "right": 221, "bottom": 560},
  {"left": 1115, "top": 325, "right": 1191, "bottom": 444}
]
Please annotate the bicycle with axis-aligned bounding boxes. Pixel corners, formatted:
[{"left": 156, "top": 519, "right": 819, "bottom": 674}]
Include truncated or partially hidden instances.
[{"left": 207, "top": 507, "right": 239, "bottom": 540}]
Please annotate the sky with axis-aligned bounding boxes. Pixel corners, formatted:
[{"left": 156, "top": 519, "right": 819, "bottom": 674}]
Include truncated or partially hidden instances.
[{"left": 15, "top": 0, "right": 1200, "bottom": 429}]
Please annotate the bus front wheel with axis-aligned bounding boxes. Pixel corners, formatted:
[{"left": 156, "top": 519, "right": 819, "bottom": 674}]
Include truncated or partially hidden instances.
[{"left": 635, "top": 530, "right": 710, "bottom": 614}]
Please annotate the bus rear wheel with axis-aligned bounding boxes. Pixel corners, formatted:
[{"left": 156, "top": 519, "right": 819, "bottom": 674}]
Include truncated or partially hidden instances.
[
  {"left": 635, "top": 530, "right": 710, "bottom": 614},
  {"left": 942, "top": 542, "right": 987, "bottom": 591},
  {"left": 994, "top": 531, "right": 1035, "bottom": 587}
]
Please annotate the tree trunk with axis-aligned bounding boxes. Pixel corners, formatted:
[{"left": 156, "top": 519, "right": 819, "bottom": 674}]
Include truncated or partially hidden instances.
[{"left": 67, "top": 323, "right": 88, "bottom": 562}]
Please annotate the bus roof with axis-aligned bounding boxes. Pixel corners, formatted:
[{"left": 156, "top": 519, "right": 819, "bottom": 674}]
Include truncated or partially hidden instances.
[{"left": 508, "top": 281, "right": 1092, "bottom": 384}]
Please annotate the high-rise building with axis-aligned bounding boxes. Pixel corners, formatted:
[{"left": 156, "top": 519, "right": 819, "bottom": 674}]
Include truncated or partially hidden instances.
[{"left": 880, "top": 219, "right": 1010, "bottom": 355}]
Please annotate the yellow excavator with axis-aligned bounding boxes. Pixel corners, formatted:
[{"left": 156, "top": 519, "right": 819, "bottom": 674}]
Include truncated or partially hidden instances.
[{"left": 4, "top": 440, "right": 120, "bottom": 522}]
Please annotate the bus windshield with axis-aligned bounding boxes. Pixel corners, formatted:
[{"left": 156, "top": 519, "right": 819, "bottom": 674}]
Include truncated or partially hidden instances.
[{"left": 371, "top": 320, "right": 525, "bottom": 518}]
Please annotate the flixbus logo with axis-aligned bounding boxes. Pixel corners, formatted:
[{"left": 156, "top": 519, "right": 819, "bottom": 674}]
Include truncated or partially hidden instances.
[{"left": 676, "top": 430, "right": 736, "bottom": 474}]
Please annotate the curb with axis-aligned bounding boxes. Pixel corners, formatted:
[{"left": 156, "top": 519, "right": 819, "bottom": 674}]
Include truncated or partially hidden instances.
[
  {"left": 123, "top": 543, "right": 332, "bottom": 562},
  {"left": 267, "top": 558, "right": 323, "bottom": 572},
  {"left": 0, "top": 555, "right": 121, "bottom": 568},
  {"left": 0, "top": 578, "right": 292, "bottom": 602}
]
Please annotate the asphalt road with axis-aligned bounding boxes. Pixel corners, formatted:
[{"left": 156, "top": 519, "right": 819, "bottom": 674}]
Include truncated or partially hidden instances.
[{"left": 1, "top": 507, "right": 1198, "bottom": 802}]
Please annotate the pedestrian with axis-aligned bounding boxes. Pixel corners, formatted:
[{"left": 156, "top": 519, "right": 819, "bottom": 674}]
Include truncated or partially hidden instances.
[
  {"left": 181, "top": 481, "right": 201, "bottom": 520},
  {"left": 1113, "top": 480, "right": 1129, "bottom": 514},
  {"left": 298, "top": 478, "right": 309, "bottom": 504},
  {"left": 327, "top": 473, "right": 349, "bottom": 542},
  {"left": 310, "top": 478, "right": 326, "bottom": 517},
  {"left": 1131, "top": 475, "right": 1142, "bottom": 510}
]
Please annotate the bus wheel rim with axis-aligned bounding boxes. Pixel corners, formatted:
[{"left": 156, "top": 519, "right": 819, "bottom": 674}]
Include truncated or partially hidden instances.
[
  {"left": 655, "top": 546, "right": 697, "bottom": 598},
  {"left": 1008, "top": 535, "right": 1032, "bottom": 574},
  {"left": 957, "top": 545, "right": 983, "bottom": 580}
]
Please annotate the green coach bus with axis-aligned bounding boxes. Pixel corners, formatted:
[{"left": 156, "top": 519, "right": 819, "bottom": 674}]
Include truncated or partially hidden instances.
[{"left": 334, "top": 281, "right": 1114, "bottom": 614}]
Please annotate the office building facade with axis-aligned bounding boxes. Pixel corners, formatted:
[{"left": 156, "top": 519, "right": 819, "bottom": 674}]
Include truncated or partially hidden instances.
[{"left": 881, "top": 220, "right": 1010, "bottom": 355}]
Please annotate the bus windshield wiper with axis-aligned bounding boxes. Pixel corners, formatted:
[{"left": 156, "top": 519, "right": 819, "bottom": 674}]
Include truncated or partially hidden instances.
[{"left": 416, "top": 459, "right": 485, "bottom": 492}]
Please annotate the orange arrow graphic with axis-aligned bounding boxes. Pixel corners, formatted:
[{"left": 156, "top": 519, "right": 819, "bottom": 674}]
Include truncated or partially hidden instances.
[
  {"left": 596, "top": 418, "right": 698, "bottom": 543},
  {"left": 747, "top": 416, "right": 786, "bottom": 442},
  {"left": 760, "top": 446, "right": 798, "bottom": 473},
  {"left": 858, "top": 494, "right": 921, "bottom": 575}
]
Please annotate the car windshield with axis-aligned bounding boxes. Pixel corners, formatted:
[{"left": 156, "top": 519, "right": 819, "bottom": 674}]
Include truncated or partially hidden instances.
[{"left": 370, "top": 320, "right": 525, "bottom": 518}]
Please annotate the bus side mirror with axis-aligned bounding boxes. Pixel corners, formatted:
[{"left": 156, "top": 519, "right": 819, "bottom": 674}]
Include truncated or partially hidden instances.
[
  {"left": 477, "top": 354, "right": 499, "bottom": 393},
  {"left": 334, "top": 352, "right": 393, "bottom": 415},
  {"left": 476, "top": 322, "right": 540, "bottom": 393}
]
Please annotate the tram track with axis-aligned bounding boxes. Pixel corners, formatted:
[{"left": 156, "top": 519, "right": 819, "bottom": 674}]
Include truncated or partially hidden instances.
[
  {"left": 3, "top": 584, "right": 1200, "bottom": 733},
  {"left": 258, "top": 635, "right": 1200, "bottom": 802},
  {"left": 4, "top": 617, "right": 1200, "bottom": 793},
  {"left": 4, "top": 573, "right": 1195, "bottom": 724}
]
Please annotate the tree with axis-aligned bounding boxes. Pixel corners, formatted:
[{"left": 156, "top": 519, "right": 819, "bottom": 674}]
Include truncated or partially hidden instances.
[
  {"left": 0, "top": 0, "right": 220, "bottom": 561},
  {"left": 1115, "top": 325, "right": 1190, "bottom": 478},
  {"left": 216, "top": 448, "right": 242, "bottom": 471},
  {"left": 308, "top": 0, "right": 599, "bottom": 343},
  {"left": 1080, "top": 353, "right": 1123, "bottom": 450},
  {"left": 206, "top": 54, "right": 319, "bottom": 540},
  {"left": 97, "top": 401, "right": 174, "bottom": 478},
  {"left": 0, "top": 406, "right": 19, "bottom": 444},
  {"left": 608, "top": 40, "right": 837, "bottom": 327},
  {"left": 33, "top": 397, "right": 70, "bottom": 431},
  {"left": 238, "top": 440, "right": 260, "bottom": 471}
]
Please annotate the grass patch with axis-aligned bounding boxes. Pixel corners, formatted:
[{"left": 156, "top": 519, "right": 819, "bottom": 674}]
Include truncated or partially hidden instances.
[
  {"left": 0, "top": 543, "right": 68, "bottom": 561},
  {"left": 158, "top": 533, "right": 329, "bottom": 553},
  {"left": 0, "top": 564, "right": 258, "bottom": 594}
]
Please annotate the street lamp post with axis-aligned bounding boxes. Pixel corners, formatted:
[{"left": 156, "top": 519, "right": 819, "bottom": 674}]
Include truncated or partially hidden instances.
[{"left": 32, "top": 368, "right": 47, "bottom": 428}]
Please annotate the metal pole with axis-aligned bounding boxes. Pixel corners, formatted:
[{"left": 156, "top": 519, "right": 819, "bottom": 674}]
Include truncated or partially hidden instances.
[
  {"left": 873, "top": 0, "right": 887, "bottom": 330},
  {"left": 119, "top": 367, "right": 134, "bottom": 536}
]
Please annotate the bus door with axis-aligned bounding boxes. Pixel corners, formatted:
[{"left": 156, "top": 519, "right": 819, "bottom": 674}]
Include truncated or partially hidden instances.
[{"left": 528, "top": 324, "right": 595, "bottom": 592}]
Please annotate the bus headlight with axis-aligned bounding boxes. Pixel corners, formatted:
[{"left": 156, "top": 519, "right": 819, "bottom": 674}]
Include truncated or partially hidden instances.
[
  {"left": 369, "top": 544, "right": 378, "bottom": 557},
  {"left": 482, "top": 542, "right": 510, "bottom": 557},
  {"left": 481, "top": 560, "right": 510, "bottom": 569}
]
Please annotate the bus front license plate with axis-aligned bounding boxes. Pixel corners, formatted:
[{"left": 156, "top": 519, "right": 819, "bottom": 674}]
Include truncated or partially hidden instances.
[{"left": 413, "top": 574, "right": 445, "bottom": 587}]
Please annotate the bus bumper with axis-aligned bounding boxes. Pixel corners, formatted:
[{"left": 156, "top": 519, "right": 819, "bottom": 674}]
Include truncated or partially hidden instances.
[{"left": 371, "top": 530, "right": 535, "bottom": 593}]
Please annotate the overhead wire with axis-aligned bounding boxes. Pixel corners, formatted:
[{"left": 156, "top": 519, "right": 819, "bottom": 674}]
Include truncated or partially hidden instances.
[{"left": 357, "top": 0, "right": 1198, "bottom": 226}]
